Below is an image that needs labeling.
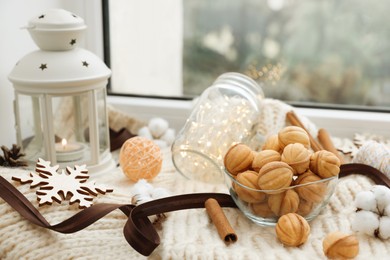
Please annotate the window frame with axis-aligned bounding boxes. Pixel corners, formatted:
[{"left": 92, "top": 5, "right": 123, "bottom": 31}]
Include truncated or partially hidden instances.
[
  {"left": 106, "top": 95, "right": 390, "bottom": 139},
  {"left": 80, "top": 0, "right": 390, "bottom": 139}
]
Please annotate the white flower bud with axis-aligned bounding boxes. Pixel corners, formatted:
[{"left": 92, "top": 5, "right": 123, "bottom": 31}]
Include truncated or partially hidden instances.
[
  {"left": 379, "top": 216, "right": 390, "bottom": 239},
  {"left": 352, "top": 210, "right": 379, "bottom": 236},
  {"left": 355, "top": 190, "right": 378, "bottom": 213},
  {"left": 371, "top": 185, "right": 390, "bottom": 213}
]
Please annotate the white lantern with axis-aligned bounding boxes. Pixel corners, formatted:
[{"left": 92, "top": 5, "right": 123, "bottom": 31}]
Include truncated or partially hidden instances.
[{"left": 8, "top": 9, "right": 115, "bottom": 175}]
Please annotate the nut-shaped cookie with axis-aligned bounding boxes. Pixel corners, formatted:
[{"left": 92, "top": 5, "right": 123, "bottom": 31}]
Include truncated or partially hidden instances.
[
  {"left": 251, "top": 200, "right": 275, "bottom": 218},
  {"left": 323, "top": 231, "right": 359, "bottom": 259},
  {"left": 281, "top": 143, "right": 311, "bottom": 174},
  {"left": 294, "top": 170, "right": 327, "bottom": 203},
  {"left": 262, "top": 134, "right": 281, "bottom": 152},
  {"left": 252, "top": 150, "right": 281, "bottom": 172},
  {"left": 257, "top": 161, "right": 293, "bottom": 192},
  {"left": 224, "top": 143, "right": 254, "bottom": 175},
  {"left": 296, "top": 199, "right": 314, "bottom": 217},
  {"left": 276, "top": 213, "right": 310, "bottom": 247},
  {"left": 234, "top": 170, "right": 266, "bottom": 203},
  {"left": 268, "top": 189, "right": 300, "bottom": 216},
  {"left": 278, "top": 126, "right": 310, "bottom": 150},
  {"left": 310, "top": 150, "right": 341, "bottom": 179}
]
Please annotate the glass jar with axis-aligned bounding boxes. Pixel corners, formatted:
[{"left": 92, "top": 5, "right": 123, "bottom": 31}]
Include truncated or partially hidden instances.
[{"left": 172, "top": 72, "right": 265, "bottom": 183}]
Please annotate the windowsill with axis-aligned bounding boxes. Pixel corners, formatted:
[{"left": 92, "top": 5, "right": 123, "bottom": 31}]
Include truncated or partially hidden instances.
[{"left": 107, "top": 95, "right": 390, "bottom": 139}]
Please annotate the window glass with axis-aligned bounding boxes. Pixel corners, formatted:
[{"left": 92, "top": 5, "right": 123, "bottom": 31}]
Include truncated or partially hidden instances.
[
  {"left": 106, "top": 0, "right": 390, "bottom": 109},
  {"left": 16, "top": 94, "right": 44, "bottom": 161}
]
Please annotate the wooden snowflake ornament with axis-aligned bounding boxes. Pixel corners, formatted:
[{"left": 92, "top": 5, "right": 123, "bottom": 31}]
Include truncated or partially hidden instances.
[{"left": 12, "top": 158, "right": 113, "bottom": 208}]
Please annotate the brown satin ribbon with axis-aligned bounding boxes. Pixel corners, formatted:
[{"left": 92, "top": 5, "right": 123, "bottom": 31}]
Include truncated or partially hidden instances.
[
  {"left": 0, "top": 163, "right": 388, "bottom": 256},
  {"left": 109, "top": 128, "right": 136, "bottom": 151},
  {"left": 0, "top": 174, "right": 236, "bottom": 256},
  {"left": 340, "top": 163, "right": 390, "bottom": 188}
]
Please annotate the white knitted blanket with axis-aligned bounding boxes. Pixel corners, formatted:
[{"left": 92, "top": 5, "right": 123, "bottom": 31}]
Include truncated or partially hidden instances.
[
  {"left": 0, "top": 99, "right": 389, "bottom": 259},
  {"left": 0, "top": 149, "right": 389, "bottom": 260}
]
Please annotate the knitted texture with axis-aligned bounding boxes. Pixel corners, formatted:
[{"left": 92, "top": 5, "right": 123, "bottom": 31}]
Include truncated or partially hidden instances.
[
  {"left": 256, "top": 98, "right": 318, "bottom": 139},
  {"left": 353, "top": 141, "right": 390, "bottom": 179},
  {"left": 0, "top": 99, "right": 388, "bottom": 259},
  {"left": 1, "top": 154, "right": 389, "bottom": 259}
]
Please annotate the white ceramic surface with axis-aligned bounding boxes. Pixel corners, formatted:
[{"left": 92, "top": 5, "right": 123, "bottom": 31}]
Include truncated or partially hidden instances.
[
  {"left": 26, "top": 9, "right": 86, "bottom": 51},
  {"left": 8, "top": 48, "right": 111, "bottom": 92}
]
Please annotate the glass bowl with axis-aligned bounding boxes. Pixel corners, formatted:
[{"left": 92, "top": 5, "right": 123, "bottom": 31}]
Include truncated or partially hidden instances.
[{"left": 224, "top": 168, "right": 338, "bottom": 226}]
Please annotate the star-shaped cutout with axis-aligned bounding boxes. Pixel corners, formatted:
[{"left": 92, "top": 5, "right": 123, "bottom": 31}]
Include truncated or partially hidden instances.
[
  {"left": 38, "top": 14, "right": 45, "bottom": 19},
  {"left": 82, "top": 61, "right": 89, "bottom": 67},
  {"left": 70, "top": 39, "right": 77, "bottom": 45},
  {"left": 39, "top": 64, "right": 47, "bottom": 71}
]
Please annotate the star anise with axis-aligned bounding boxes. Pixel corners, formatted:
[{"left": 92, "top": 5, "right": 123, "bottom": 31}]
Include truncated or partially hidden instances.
[{"left": 0, "top": 144, "right": 28, "bottom": 167}]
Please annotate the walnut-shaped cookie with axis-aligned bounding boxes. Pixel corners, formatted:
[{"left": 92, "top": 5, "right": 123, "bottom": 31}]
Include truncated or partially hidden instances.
[
  {"left": 224, "top": 143, "right": 254, "bottom": 175},
  {"left": 257, "top": 161, "right": 293, "bottom": 193},
  {"left": 234, "top": 170, "right": 266, "bottom": 203},
  {"left": 252, "top": 149, "right": 281, "bottom": 172},
  {"left": 310, "top": 150, "right": 341, "bottom": 179},
  {"left": 296, "top": 198, "right": 314, "bottom": 217},
  {"left": 278, "top": 126, "right": 310, "bottom": 150},
  {"left": 251, "top": 200, "right": 275, "bottom": 218},
  {"left": 268, "top": 189, "right": 300, "bottom": 216},
  {"left": 323, "top": 231, "right": 359, "bottom": 259},
  {"left": 275, "top": 213, "right": 310, "bottom": 247},
  {"left": 281, "top": 143, "right": 311, "bottom": 174},
  {"left": 261, "top": 134, "right": 281, "bottom": 152},
  {"left": 294, "top": 170, "right": 326, "bottom": 203}
]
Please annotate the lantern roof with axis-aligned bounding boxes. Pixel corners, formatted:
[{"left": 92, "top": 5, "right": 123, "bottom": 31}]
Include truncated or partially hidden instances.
[
  {"left": 8, "top": 48, "right": 111, "bottom": 92},
  {"left": 9, "top": 9, "right": 111, "bottom": 93}
]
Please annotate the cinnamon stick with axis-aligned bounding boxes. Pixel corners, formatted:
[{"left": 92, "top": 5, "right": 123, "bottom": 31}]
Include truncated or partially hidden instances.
[
  {"left": 286, "top": 111, "right": 323, "bottom": 152},
  {"left": 318, "top": 128, "right": 345, "bottom": 164},
  {"left": 205, "top": 198, "right": 237, "bottom": 243}
]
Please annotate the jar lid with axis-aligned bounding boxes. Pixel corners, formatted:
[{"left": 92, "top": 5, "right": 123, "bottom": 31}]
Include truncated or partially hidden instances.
[{"left": 27, "top": 9, "right": 86, "bottom": 31}]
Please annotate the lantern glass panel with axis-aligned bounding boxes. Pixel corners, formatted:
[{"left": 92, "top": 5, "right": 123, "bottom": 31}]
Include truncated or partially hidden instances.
[
  {"left": 96, "top": 88, "right": 109, "bottom": 154},
  {"left": 17, "top": 93, "right": 45, "bottom": 162},
  {"left": 52, "top": 93, "right": 91, "bottom": 163}
]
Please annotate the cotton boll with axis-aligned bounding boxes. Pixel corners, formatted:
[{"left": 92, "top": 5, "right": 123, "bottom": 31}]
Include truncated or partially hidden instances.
[
  {"left": 355, "top": 190, "right": 378, "bottom": 213},
  {"left": 379, "top": 216, "right": 390, "bottom": 239},
  {"left": 371, "top": 185, "right": 390, "bottom": 213},
  {"left": 352, "top": 210, "right": 380, "bottom": 236},
  {"left": 131, "top": 179, "right": 155, "bottom": 204},
  {"left": 138, "top": 126, "right": 153, "bottom": 140},
  {"left": 132, "top": 193, "right": 152, "bottom": 205},
  {"left": 149, "top": 117, "right": 169, "bottom": 138},
  {"left": 153, "top": 139, "right": 168, "bottom": 149},
  {"left": 132, "top": 179, "right": 154, "bottom": 195},
  {"left": 150, "top": 187, "right": 171, "bottom": 200},
  {"left": 160, "top": 128, "right": 176, "bottom": 146},
  {"left": 384, "top": 204, "right": 390, "bottom": 217}
]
